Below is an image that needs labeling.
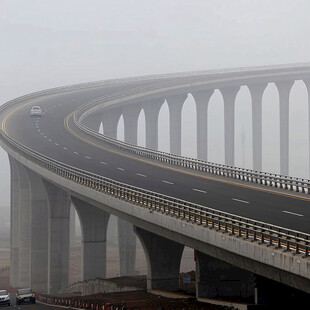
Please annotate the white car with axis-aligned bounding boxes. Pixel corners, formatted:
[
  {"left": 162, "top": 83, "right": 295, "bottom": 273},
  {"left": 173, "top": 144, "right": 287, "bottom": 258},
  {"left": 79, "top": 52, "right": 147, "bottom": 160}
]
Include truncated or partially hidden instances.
[
  {"left": 15, "top": 288, "right": 35, "bottom": 304},
  {"left": 30, "top": 106, "right": 42, "bottom": 116},
  {"left": 0, "top": 290, "right": 10, "bottom": 306}
]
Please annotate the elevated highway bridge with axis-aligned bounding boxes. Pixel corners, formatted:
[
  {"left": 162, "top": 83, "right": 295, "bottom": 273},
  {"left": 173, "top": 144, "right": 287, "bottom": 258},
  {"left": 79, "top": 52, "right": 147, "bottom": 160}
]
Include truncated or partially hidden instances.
[{"left": 1, "top": 63, "right": 310, "bottom": 303}]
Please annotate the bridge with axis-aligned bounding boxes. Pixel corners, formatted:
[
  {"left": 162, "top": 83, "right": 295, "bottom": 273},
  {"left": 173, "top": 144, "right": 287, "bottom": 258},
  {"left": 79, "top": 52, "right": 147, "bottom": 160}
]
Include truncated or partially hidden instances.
[{"left": 1, "top": 63, "right": 310, "bottom": 303}]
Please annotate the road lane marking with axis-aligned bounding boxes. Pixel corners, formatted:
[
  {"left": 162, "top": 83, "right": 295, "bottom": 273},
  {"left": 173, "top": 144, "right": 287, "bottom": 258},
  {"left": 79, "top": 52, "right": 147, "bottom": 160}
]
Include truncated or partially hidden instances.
[
  {"left": 63, "top": 113, "right": 310, "bottom": 203},
  {"left": 85, "top": 156, "right": 91, "bottom": 159},
  {"left": 73, "top": 151, "right": 79, "bottom": 155},
  {"left": 55, "top": 143, "right": 59, "bottom": 146},
  {"left": 48, "top": 139, "right": 52, "bottom": 142},
  {"left": 192, "top": 188, "right": 207, "bottom": 193},
  {"left": 162, "top": 180, "right": 174, "bottom": 185},
  {"left": 232, "top": 198, "right": 250, "bottom": 204},
  {"left": 282, "top": 210, "right": 304, "bottom": 217},
  {"left": 63, "top": 147, "right": 68, "bottom": 150},
  {"left": 117, "top": 167, "right": 125, "bottom": 171},
  {"left": 100, "top": 161, "right": 107, "bottom": 165},
  {"left": 137, "top": 173, "right": 147, "bottom": 177}
]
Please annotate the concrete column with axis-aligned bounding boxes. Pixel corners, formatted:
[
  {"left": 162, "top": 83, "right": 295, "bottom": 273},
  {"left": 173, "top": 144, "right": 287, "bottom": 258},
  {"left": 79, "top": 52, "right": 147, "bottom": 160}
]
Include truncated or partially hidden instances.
[
  {"left": 122, "top": 104, "right": 142, "bottom": 145},
  {"left": 166, "top": 94, "right": 188, "bottom": 155},
  {"left": 275, "top": 80, "right": 295, "bottom": 175},
  {"left": 134, "top": 226, "right": 184, "bottom": 291},
  {"left": 219, "top": 86, "right": 240, "bottom": 166},
  {"left": 14, "top": 161, "right": 31, "bottom": 287},
  {"left": 117, "top": 218, "right": 136, "bottom": 276},
  {"left": 8, "top": 156, "right": 20, "bottom": 287},
  {"left": 143, "top": 98, "right": 164, "bottom": 150},
  {"left": 192, "top": 89, "right": 214, "bottom": 161},
  {"left": 24, "top": 167, "right": 48, "bottom": 292},
  {"left": 248, "top": 83, "right": 268, "bottom": 171},
  {"left": 70, "top": 205, "right": 76, "bottom": 244},
  {"left": 42, "top": 180, "right": 71, "bottom": 294},
  {"left": 82, "top": 112, "right": 103, "bottom": 132},
  {"left": 303, "top": 79, "right": 310, "bottom": 178},
  {"left": 71, "top": 197, "right": 110, "bottom": 280},
  {"left": 195, "top": 251, "right": 254, "bottom": 299},
  {"left": 102, "top": 108, "right": 122, "bottom": 139}
]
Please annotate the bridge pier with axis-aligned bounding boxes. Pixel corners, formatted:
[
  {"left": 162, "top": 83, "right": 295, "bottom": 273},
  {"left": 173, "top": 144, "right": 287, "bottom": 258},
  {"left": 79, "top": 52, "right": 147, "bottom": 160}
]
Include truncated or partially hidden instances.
[
  {"left": 24, "top": 167, "right": 48, "bottom": 292},
  {"left": 71, "top": 197, "right": 110, "bottom": 280},
  {"left": 8, "top": 156, "right": 20, "bottom": 288},
  {"left": 166, "top": 94, "right": 188, "bottom": 155},
  {"left": 14, "top": 161, "right": 31, "bottom": 288},
  {"left": 122, "top": 104, "right": 141, "bottom": 145},
  {"left": 275, "top": 80, "right": 294, "bottom": 176},
  {"left": 248, "top": 83, "right": 267, "bottom": 172},
  {"left": 143, "top": 99, "right": 164, "bottom": 150},
  {"left": 195, "top": 251, "right": 254, "bottom": 300},
  {"left": 43, "top": 180, "right": 71, "bottom": 294},
  {"left": 303, "top": 79, "right": 310, "bottom": 178},
  {"left": 82, "top": 112, "right": 103, "bottom": 132},
  {"left": 220, "top": 86, "right": 240, "bottom": 166},
  {"left": 102, "top": 108, "right": 122, "bottom": 139},
  {"left": 134, "top": 226, "right": 184, "bottom": 291},
  {"left": 192, "top": 89, "right": 214, "bottom": 161}
]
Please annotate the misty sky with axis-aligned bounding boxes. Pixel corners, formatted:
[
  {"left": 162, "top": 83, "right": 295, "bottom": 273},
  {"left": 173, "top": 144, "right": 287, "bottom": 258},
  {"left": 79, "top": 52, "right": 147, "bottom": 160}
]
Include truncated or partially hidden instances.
[{"left": 1, "top": 0, "right": 310, "bottom": 206}]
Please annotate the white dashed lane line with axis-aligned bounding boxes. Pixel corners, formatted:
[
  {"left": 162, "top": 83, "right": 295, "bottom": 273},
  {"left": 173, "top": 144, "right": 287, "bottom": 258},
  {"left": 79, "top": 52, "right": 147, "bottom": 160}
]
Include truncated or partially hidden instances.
[
  {"left": 282, "top": 210, "right": 304, "bottom": 217},
  {"left": 63, "top": 147, "right": 68, "bottom": 150},
  {"left": 48, "top": 139, "right": 52, "bottom": 142},
  {"left": 85, "top": 156, "right": 92, "bottom": 159},
  {"left": 117, "top": 167, "right": 125, "bottom": 171},
  {"left": 54, "top": 143, "right": 59, "bottom": 146},
  {"left": 192, "top": 188, "right": 207, "bottom": 193},
  {"left": 100, "top": 161, "right": 107, "bottom": 165},
  {"left": 232, "top": 198, "right": 250, "bottom": 204},
  {"left": 162, "top": 180, "right": 174, "bottom": 185},
  {"left": 136, "top": 173, "right": 147, "bottom": 178},
  {"left": 73, "top": 151, "right": 79, "bottom": 155}
]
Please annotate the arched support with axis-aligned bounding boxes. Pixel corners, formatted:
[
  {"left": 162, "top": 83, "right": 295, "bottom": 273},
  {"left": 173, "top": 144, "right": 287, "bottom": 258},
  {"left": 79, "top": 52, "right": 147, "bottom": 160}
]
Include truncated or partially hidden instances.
[
  {"left": 102, "top": 108, "right": 122, "bottom": 139},
  {"left": 24, "top": 167, "right": 48, "bottom": 292},
  {"left": 71, "top": 197, "right": 110, "bottom": 280},
  {"left": 195, "top": 251, "right": 254, "bottom": 300},
  {"left": 134, "top": 226, "right": 184, "bottom": 291},
  {"left": 166, "top": 93, "right": 188, "bottom": 155},
  {"left": 219, "top": 86, "right": 240, "bottom": 166},
  {"left": 122, "top": 104, "right": 142, "bottom": 145},
  {"left": 248, "top": 83, "right": 268, "bottom": 172},
  {"left": 143, "top": 98, "right": 164, "bottom": 150},
  {"left": 82, "top": 112, "right": 103, "bottom": 132},
  {"left": 192, "top": 89, "right": 214, "bottom": 161},
  {"left": 275, "top": 80, "right": 295, "bottom": 176},
  {"left": 42, "top": 180, "right": 71, "bottom": 294},
  {"left": 8, "top": 156, "right": 20, "bottom": 287}
]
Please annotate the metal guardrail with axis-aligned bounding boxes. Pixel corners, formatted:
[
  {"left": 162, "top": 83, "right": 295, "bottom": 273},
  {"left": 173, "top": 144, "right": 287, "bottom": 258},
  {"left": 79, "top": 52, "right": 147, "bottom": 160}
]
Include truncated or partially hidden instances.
[
  {"left": 0, "top": 67, "right": 310, "bottom": 265},
  {"left": 73, "top": 79, "right": 310, "bottom": 195}
]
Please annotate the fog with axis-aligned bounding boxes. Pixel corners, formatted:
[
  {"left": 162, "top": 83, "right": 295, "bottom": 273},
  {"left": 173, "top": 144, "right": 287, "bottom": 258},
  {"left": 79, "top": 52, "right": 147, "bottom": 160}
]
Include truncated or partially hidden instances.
[{"left": 1, "top": 0, "right": 310, "bottom": 206}]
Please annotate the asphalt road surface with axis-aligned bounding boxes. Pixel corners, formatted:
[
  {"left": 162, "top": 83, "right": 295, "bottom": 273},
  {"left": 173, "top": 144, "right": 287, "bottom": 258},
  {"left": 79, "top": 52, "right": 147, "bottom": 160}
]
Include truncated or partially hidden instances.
[{"left": 4, "top": 82, "right": 310, "bottom": 234}]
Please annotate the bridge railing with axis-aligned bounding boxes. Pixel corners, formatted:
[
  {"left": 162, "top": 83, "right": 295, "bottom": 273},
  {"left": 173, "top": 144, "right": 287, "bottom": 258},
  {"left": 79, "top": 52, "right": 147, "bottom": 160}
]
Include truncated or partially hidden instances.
[
  {"left": 0, "top": 117, "right": 309, "bottom": 259},
  {"left": 73, "top": 83, "right": 310, "bottom": 196}
]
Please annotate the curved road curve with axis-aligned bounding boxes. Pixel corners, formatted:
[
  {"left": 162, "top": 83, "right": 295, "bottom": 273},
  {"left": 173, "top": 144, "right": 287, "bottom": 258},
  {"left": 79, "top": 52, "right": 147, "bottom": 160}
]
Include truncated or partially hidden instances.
[{"left": 3, "top": 81, "right": 310, "bottom": 234}]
